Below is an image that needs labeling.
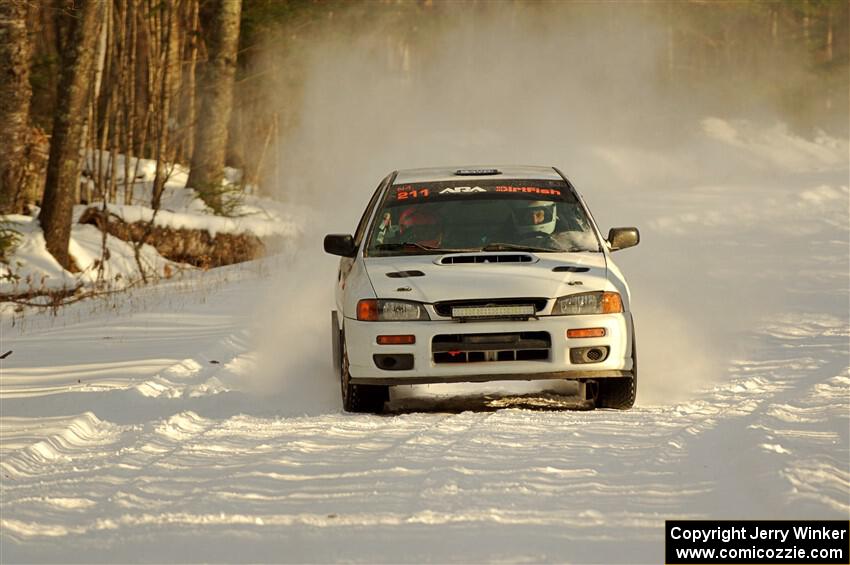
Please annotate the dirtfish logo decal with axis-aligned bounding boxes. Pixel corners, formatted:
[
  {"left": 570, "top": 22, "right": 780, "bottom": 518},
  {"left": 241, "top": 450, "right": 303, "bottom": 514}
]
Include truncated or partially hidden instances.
[{"left": 439, "top": 186, "right": 486, "bottom": 194}]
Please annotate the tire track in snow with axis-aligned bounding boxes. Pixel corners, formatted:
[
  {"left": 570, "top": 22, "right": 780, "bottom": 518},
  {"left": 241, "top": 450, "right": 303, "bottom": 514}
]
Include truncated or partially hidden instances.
[
  {"left": 659, "top": 314, "right": 849, "bottom": 518},
  {"left": 1, "top": 410, "right": 230, "bottom": 540},
  {"left": 1, "top": 284, "right": 271, "bottom": 543},
  {"left": 2, "top": 310, "right": 847, "bottom": 563},
  {"left": 0, "top": 412, "right": 127, "bottom": 480}
]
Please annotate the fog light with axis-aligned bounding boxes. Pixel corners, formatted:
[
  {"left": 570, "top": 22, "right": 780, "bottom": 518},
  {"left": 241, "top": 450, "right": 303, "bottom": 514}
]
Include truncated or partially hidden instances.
[
  {"left": 566, "top": 327, "right": 606, "bottom": 339},
  {"left": 570, "top": 346, "right": 610, "bottom": 364},
  {"left": 373, "top": 354, "right": 414, "bottom": 370}
]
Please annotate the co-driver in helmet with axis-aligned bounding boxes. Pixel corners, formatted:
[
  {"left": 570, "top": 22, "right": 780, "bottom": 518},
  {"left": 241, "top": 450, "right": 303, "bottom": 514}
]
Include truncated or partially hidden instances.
[{"left": 513, "top": 200, "right": 557, "bottom": 240}]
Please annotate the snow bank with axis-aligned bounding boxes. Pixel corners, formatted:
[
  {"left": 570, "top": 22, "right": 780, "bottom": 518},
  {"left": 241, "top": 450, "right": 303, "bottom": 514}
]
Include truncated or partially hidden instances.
[
  {"left": 78, "top": 153, "right": 301, "bottom": 239},
  {"left": 85, "top": 203, "right": 298, "bottom": 239},
  {"left": 0, "top": 215, "right": 173, "bottom": 296},
  {"left": 701, "top": 118, "right": 848, "bottom": 173},
  {"left": 2, "top": 153, "right": 301, "bottom": 300}
]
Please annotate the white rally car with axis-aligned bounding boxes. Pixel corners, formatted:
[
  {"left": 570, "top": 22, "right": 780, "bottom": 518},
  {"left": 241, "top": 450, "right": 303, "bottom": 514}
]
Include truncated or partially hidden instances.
[{"left": 324, "top": 166, "right": 639, "bottom": 413}]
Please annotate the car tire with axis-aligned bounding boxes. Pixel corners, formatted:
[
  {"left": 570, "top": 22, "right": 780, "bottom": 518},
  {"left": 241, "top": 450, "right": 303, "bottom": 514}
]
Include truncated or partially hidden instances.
[
  {"left": 597, "top": 332, "right": 637, "bottom": 410},
  {"left": 338, "top": 327, "right": 388, "bottom": 414}
]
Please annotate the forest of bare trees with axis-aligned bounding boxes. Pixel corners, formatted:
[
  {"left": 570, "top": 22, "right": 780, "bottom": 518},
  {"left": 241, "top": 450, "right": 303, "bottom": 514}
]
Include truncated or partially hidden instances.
[{"left": 0, "top": 0, "right": 846, "bottom": 270}]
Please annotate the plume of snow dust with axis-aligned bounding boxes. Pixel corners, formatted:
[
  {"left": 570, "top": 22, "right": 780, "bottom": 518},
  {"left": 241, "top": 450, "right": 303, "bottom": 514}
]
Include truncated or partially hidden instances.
[
  {"left": 251, "top": 219, "right": 342, "bottom": 414},
  {"left": 250, "top": 2, "right": 848, "bottom": 408}
]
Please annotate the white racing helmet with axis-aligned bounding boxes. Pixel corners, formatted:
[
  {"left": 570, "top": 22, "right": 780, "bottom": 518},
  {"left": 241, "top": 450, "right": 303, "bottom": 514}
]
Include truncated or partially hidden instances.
[{"left": 513, "top": 200, "right": 557, "bottom": 235}]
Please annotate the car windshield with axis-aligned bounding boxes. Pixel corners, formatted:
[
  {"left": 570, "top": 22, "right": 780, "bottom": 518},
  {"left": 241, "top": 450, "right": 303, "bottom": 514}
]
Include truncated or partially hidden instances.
[{"left": 365, "top": 179, "right": 600, "bottom": 256}]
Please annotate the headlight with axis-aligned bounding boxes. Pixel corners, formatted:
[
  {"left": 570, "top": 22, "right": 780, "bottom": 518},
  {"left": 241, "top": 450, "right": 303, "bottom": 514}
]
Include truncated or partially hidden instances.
[
  {"left": 357, "top": 299, "right": 431, "bottom": 321},
  {"left": 552, "top": 291, "right": 622, "bottom": 315}
]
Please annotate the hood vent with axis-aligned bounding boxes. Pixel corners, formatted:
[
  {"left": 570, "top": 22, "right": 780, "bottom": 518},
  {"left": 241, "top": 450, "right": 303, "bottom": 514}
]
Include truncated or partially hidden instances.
[
  {"left": 386, "top": 270, "right": 425, "bottom": 278},
  {"left": 552, "top": 265, "right": 589, "bottom": 273},
  {"left": 437, "top": 253, "right": 535, "bottom": 265}
]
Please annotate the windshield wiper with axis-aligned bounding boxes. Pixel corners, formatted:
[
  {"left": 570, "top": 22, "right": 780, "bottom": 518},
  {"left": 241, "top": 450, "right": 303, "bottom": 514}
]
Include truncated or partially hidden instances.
[
  {"left": 375, "top": 242, "right": 473, "bottom": 253},
  {"left": 481, "top": 242, "right": 559, "bottom": 253},
  {"left": 481, "top": 242, "right": 598, "bottom": 253}
]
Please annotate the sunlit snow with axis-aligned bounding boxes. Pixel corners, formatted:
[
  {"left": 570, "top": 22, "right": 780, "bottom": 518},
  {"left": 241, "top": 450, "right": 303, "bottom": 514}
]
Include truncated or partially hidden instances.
[{"left": 1, "top": 117, "right": 847, "bottom": 563}]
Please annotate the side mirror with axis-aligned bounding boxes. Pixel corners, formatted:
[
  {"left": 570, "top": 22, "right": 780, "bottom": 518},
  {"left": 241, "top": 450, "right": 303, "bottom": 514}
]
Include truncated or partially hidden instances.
[
  {"left": 324, "top": 234, "right": 357, "bottom": 257},
  {"left": 607, "top": 227, "right": 640, "bottom": 251}
]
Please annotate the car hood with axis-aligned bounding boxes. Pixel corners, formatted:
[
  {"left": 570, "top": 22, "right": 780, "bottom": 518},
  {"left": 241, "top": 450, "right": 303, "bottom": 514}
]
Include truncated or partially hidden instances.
[{"left": 364, "top": 252, "right": 608, "bottom": 303}]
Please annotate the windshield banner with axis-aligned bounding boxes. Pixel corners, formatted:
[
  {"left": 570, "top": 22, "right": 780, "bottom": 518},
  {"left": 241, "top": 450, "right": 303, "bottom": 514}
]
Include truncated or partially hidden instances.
[{"left": 390, "top": 179, "right": 571, "bottom": 205}]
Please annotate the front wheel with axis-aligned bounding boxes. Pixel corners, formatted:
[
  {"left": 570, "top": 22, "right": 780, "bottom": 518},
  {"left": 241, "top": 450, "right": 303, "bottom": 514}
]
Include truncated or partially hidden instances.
[
  {"left": 339, "top": 331, "right": 388, "bottom": 413},
  {"left": 596, "top": 334, "right": 637, "bottom": 410}
]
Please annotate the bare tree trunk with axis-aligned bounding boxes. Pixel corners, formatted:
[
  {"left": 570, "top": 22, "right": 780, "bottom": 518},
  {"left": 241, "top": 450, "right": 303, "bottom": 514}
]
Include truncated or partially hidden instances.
[
  {"left": 186, "top": 0, "right": 242, "bottom": 212},
  {"left": 124, "top": 0, "right": 138, "bottom": 204},
  {"left": 179, "top": 0, "right": 200, "bottom": 164},
  {"left": 151, "top": 0, "right": 179, "bottom": 210},
  {"left": 802, "top": 13, "right": 811, "bottom": 48},
  {"left": 666, "top": 1, "right": 675, "bottom": 83},
  {"left": 825, "top": 4, "right": 834, "bottom": 112},
  {"left": 825, "top": 4, "right": 834, "bottom": 64},
  {"left": 84, "top": 0, "right": 110, "bottom": 204},
  {"left": 39, "top": 0, "right": 103, "bottom": 270},
  {"left": 770, "top": 5, "right": 779, "bottom": 48},
  {"left": 0, "top": 0, "right": 33, "bottom": 214}
]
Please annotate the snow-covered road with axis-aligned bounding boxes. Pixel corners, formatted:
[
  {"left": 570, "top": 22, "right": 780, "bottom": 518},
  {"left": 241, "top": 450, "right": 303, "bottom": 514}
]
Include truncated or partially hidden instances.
[
  {"left": 2, "top": 120, "right": 848, "bottom": 563},
  {"left": 1, "top": 258, "right": 847, "bottom": 563}
]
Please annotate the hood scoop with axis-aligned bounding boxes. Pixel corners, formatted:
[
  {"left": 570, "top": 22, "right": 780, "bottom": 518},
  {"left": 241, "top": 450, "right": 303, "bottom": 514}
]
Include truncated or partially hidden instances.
[{"left": 437, "top": 252, "right": 536, "bottom": 265}]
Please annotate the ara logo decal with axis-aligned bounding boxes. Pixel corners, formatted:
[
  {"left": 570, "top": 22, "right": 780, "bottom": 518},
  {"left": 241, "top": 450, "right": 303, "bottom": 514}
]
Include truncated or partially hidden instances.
[{"left": 439, "top": 186, "right": 486, "bottom": 194}]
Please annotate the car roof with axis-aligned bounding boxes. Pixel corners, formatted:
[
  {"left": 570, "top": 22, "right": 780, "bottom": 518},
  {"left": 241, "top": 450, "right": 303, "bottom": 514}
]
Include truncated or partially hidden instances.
[{"left": 393, "top": 165, "right": 565, "bottom": 184}]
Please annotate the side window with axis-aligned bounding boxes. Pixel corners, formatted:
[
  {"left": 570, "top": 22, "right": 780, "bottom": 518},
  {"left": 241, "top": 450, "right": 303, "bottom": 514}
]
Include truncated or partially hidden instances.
[{"left": 353, "top": 176, "right": 390, "bottom": 247}]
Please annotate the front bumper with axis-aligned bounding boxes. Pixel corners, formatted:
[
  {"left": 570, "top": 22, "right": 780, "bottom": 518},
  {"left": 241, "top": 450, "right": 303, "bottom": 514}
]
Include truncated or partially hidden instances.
[{"left": 345, "top": 312, "right": 634, "bottom": 385}]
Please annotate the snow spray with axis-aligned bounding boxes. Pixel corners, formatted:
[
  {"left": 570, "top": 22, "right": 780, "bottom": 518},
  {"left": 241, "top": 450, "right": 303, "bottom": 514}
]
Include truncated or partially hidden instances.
[
  {"left": 252, "top": 220, "right": 343, "bottom": 414},
  {"left": 254, "top": 3, "right": 849, "bottom": 406}
]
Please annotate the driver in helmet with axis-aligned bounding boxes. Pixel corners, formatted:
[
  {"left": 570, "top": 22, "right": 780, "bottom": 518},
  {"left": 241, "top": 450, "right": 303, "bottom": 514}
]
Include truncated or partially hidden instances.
[
  {"left": 398, "top": 207, "right": 444, "bottom": 248},
  {"left": 513, "top": 200, "right": 557, "bottom": 236}
]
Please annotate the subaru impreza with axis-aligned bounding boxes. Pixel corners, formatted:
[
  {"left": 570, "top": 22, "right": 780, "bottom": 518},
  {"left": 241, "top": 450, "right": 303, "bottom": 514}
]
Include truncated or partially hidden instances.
[{"left": 324, "top": 166, "right": 639, "bottom": 412}]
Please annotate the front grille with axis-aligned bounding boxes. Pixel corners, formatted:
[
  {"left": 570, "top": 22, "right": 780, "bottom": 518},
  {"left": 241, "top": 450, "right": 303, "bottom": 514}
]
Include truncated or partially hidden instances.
[
  {"left": 434, "top": 298, "right": 548, "bottom": 318},
  {"left": 432, "top": 332, "right": 551, "bottom": 364}
]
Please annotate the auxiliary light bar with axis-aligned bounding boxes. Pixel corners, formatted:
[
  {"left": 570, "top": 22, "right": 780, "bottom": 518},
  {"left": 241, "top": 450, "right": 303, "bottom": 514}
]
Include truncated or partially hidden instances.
[{"left": 451, "top": 305, "right": 536, "bottom": 319}]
